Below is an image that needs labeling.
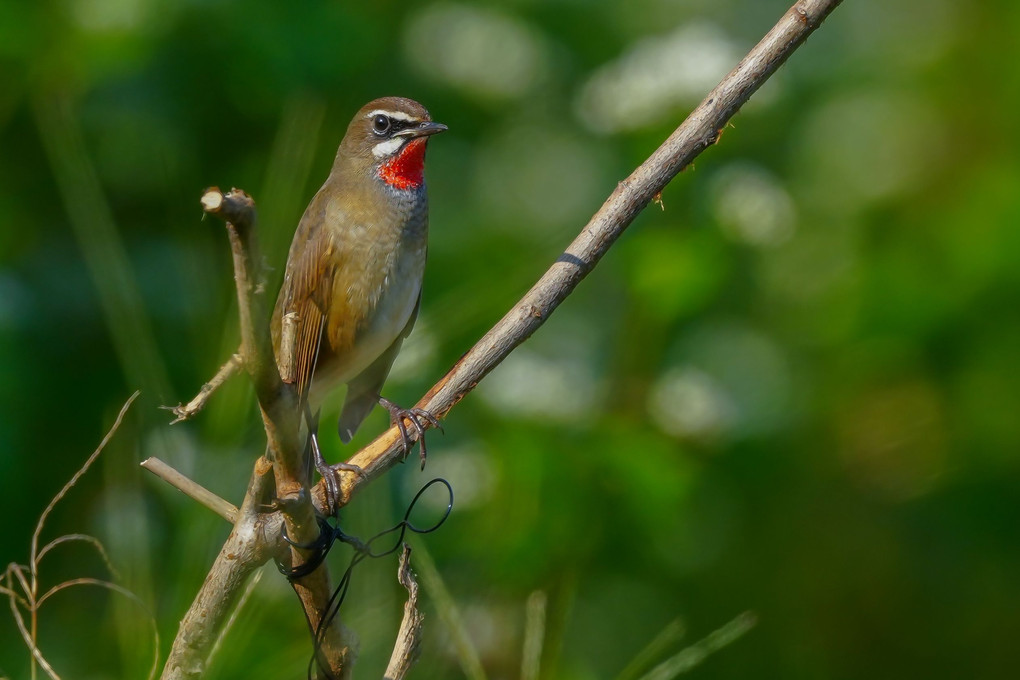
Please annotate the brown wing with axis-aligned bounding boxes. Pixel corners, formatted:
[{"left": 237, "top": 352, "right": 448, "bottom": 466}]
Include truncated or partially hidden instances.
[{"left": 272, "top": 191, "right": 340, "bottom": 401}]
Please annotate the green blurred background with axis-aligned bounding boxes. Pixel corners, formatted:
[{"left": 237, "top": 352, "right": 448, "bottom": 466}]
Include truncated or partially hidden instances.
[{"left": 3, "top": 0, "right": 1019, "bottom": 677}]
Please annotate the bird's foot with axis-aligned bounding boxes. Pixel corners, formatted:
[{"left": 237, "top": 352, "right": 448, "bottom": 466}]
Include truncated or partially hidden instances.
[
  {"left": 310, "top": 432, "right": 364, "bottom": 516},
  {"left": 378, "top": 396, "right": 442, "bottom": 470}
]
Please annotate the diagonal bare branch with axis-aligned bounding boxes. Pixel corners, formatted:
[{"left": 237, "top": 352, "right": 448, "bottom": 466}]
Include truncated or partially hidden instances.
[
  {"left": 323, "top": 0, "right": 845, "bottom": 510},
  {"left": 140, "top": 457, "right": 239, "bottom": 523},
  {"left": 162, "top": 353, "right": 243, "bottom": 424}
]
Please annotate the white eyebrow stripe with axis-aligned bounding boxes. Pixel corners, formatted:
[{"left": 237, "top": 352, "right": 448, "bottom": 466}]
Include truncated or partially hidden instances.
[
  {"left": 372, "top": 137, "right": 407, "bottom": 158},
  {"left": 365, "top": 109, "right": 419, "bottom": 122}
]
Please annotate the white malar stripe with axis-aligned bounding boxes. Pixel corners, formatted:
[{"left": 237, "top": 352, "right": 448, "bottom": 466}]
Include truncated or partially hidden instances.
[
  {"left": 365, "top": 109, "right": 418, "bottom": 122},
  {"left": 372, "top": 137, "right": 406, "bottom": 158}
]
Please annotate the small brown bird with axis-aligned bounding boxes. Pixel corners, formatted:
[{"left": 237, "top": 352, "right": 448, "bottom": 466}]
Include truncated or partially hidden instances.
[{"left": 271, "top": 96, "right": 446, "bottom": 505}]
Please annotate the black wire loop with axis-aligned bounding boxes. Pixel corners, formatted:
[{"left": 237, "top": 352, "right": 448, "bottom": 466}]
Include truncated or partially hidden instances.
[{"left": 274, "top": 477, "right": 454, "bottom": 679}]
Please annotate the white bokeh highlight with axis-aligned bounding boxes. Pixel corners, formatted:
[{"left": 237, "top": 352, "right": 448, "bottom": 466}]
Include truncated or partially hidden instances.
[
  {"left": 576, "top": 21, "right": 739, "bottom": 133},
  {"left": 404, "top": 4, "right": 547, "bottom": 99}
]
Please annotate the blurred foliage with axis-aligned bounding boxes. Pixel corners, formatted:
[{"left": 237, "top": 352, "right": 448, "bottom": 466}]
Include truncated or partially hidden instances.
[{"left": 2, "top": 0, "right": 1019, "bottom": 677}]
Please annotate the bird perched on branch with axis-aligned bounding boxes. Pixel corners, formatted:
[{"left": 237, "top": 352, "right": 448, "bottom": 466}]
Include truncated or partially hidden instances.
[{"left": 271, "top": 96, "right": 446, "bottom": 509}]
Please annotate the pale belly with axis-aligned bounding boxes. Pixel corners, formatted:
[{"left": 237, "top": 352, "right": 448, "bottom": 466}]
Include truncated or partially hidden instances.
[{"left": 307, "top": 245, "right": 424, "bottom": 407}]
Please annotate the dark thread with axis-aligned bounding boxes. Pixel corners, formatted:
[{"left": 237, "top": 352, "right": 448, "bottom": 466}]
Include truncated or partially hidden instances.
[{"left": 276, "top": 477, "right": 454, "bottom": 679}]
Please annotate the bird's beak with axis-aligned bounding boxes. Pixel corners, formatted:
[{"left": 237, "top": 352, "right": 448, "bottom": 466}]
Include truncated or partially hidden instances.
[{"left": 399, "top": 121, "right": 448, "bottom": 138}]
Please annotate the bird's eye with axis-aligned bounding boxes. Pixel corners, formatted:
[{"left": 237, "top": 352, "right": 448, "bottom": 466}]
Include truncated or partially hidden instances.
[{"left": 372, "top": 115, "right": 391, "bottom": 136}]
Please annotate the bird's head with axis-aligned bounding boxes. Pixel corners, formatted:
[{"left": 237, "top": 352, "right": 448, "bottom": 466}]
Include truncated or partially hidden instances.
[{"left": 339, "top": 96, "right": 447, "bottom": 191}]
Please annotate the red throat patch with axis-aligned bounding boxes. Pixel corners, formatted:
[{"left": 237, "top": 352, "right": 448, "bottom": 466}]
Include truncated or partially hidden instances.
[{"left": 379, "top": 138, "right": 428, "bottom": 190}]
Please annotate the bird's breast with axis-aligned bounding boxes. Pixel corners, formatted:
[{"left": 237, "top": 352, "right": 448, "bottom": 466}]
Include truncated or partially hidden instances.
[{"left": 313, "top": 193, "right": 428, "bottom": 396}]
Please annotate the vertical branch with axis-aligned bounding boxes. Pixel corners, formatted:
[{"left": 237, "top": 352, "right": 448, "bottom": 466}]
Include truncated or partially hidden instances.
[
  {"left": 198, "top": 188, "right": 306, "bottom": 497},
  {"left": 384, "top": 546, "right": 425, "bottom": 680},
  {"left": 166, "top": 189, "right": 348, "bottom": 678}
]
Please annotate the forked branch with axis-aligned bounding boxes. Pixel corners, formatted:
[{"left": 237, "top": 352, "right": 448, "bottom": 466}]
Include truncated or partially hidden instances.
[{"left": 160, "top": 190, "right": 348, "bottom": 679}]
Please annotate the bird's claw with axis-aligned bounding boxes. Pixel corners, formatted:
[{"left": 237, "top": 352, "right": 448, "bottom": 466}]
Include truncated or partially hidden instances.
[
  {"left": 310, "top": 432, "right": 363, "bottom": 516},
  {"left": 315, "top": 457, "right": 340, "bottom": 516},
  {"left": 379, "top": 398, "right": 441, "bottom": 470}
]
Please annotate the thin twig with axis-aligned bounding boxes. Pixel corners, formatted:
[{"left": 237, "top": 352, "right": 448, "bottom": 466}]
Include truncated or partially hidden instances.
[
  {"left": 140, "top": 458, "right": 239, "bottom": 523},
  {"left": 383, "top": 545, "right": 425, "bottom": 680},
  {"left": 28, "top": 577, "right": 160, "bottom": 680},
  {"left": 163, "top": 353, "right": 243, "bottom": 424},
  {"left": 8, "top": 566, "right": 32, "bottom": 615},
  {"left": 36, "top": 535, "right": 120, "bottom": 581},
  {"left": 30, "top": 391, "right": 140, "bottom": 585},
  {"left": 4, "top": 392, "right": 153, "bottom": 680},
  {"left": 0, "top": 577, "right": 30, "bottom": 610},
  {"left": 6, "top": 572, "right": 61, "bottom": 680}
]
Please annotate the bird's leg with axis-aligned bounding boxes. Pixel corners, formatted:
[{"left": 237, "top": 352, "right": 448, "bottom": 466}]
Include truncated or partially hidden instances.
[
  {"left": 308, "top": 431, "right": 367, "bottom": 515},
  {"left": 309, "top": 430, "right": 339, "bottom": 515},
  {"left": 378, "top": 396, "right": 442, "bottom": 470},
  {"left": 304, "top": 404, "right": 363, "bottom": 516}
]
